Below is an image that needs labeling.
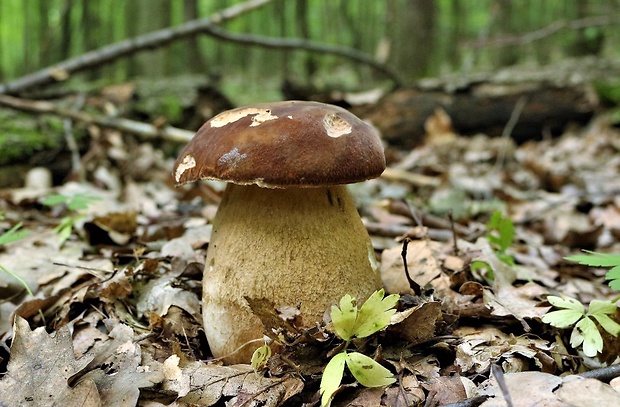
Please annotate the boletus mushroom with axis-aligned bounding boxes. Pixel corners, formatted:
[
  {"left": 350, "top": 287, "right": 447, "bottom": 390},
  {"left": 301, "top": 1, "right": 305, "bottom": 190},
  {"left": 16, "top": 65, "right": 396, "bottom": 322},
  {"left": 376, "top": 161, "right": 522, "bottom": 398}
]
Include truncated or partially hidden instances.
[{"left": 173, "top": 100, "right": 385, "bottom": 364}]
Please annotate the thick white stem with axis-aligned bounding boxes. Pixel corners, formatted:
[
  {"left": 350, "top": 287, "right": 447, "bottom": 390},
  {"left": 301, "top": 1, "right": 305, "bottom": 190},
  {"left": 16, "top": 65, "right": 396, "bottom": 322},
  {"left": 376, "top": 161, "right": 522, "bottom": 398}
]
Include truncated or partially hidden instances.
[{"left": 202, "top": 183, "right": 382, "bottom": 363}]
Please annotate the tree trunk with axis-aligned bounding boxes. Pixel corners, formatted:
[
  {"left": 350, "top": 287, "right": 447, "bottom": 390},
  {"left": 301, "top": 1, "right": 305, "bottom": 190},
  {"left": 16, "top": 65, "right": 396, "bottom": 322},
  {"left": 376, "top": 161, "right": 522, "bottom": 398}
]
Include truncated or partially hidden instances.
[
  {"left": 183, "top": 0, "right": 207, "bottom": 73},
  {"left": 390, "top": 0, "right": 437, "bottom": 82}
]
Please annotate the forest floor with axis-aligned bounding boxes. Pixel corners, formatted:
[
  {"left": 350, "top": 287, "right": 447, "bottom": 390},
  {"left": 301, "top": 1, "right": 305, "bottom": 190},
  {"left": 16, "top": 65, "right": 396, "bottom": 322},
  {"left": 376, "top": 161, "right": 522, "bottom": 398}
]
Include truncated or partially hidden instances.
[{"left": 0, "top": 102, "right": 620, "bottom": 407}]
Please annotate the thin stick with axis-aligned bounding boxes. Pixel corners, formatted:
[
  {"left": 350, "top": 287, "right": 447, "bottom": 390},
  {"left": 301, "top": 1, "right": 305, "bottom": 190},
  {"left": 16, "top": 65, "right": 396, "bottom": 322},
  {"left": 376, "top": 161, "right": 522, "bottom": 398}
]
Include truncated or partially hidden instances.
[
  {"left": 466, "top": 14, "right": 620, "bottom": 49},
  {"left": 401, "top": 238, "right": 421, "bottom": 296},
  {"left": 0, "top": 0, "right": 274, "bottom": 95},
  {"left": 0, "top": 95, "right": 194, "bottom": 143},
  {"left": 491, "top": 364, "right": 514, "bottom": 407}
]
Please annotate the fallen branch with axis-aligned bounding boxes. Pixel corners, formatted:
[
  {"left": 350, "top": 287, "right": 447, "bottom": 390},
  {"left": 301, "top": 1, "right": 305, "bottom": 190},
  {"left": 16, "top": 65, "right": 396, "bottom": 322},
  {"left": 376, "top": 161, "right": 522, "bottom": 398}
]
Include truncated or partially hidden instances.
[
  {"left": 0, "top": 0, "right": 402, "bottom": 95},
  {"left": 466, "top": 14, "right": 620, "bottom": 49},
  {"left": 0, "top": 95, "right": 194, "bottom": 144},
  {"left": 0, "top": 0, "right": 273, "bottom": 95},
  {"left": 198, "top": 25, "right": 403, "bottom": 86}
]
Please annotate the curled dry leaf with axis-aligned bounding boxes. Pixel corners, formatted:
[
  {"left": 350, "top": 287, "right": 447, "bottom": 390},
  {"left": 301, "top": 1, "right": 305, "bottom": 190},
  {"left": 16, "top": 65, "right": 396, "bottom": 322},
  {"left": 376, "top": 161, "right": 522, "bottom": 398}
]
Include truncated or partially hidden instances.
[
  {"left": 0, "top": 316, "right": 99, "bottom": 406},
  {"left": 161, "top": 360, "right": 304, "bottom": 406}
]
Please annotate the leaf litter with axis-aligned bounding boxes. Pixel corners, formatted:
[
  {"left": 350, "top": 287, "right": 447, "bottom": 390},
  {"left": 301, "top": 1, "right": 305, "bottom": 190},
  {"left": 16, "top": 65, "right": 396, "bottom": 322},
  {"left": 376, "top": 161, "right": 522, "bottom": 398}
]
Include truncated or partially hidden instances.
[{"left": 0, "top": 102, "right": 619, "bottom": 406}]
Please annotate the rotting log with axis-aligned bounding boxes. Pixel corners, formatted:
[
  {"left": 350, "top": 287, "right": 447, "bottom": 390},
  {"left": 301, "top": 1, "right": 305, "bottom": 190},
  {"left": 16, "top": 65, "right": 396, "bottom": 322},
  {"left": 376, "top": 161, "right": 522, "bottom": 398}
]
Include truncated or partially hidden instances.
[
  {"left": 353, "top": 57, "right": 620, "bottom": 148},
  {"left": 356, "top": 83, "right": 597, "bottom": 148}
]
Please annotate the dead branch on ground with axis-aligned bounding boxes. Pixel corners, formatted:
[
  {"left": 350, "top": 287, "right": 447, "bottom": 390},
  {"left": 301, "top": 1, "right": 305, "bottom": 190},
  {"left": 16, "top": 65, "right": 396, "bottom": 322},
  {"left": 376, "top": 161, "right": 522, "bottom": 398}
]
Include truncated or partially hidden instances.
[
  {"left": 0, "top": 0, "right": 273, "bottom": 95},
  {"left": 466, "top": 14, "right": 620, "bottom": 48},
  {"left": 198, "top": 25, "right": 403, "bottom": 86},
  {"left": 0, "top": 0, "right": 402, "bottom": 95},
  {"left": 0, "top": 95, "right": 194, "bottom": 143}
]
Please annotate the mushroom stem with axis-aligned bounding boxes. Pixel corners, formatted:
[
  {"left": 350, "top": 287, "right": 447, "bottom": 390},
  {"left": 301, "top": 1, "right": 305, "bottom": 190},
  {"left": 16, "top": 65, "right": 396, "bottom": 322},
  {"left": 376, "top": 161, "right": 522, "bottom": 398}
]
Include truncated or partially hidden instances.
[{"left": 203, "top": 183, "right": 382, "bottom": 364}]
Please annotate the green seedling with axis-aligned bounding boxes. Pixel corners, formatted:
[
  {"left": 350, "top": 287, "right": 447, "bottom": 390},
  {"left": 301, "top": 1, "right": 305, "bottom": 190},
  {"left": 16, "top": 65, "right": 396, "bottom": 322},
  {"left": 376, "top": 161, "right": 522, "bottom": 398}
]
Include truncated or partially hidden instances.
[
  {"left": 250, "top": 343, "right": 271, "bottom": 373},
  {"left": 43, "top": 193, "right": 100, "bottom": 244},
  {"left": 0, "top": 223, "right": 44, "bottom": 321},
  {"left": 542, "top": 296, "right": 620, "bottom": 357},
  {"left": 0, "top": 222, "right": 30, "bottom": 245},
  {"left": 565, "top": 250, "right": 620, "bottom": 291},
  {"left": 486, "top": 210, "right": 515, "bottom": 266},
  {"left": 320, "top": 289, "right": 399, "bottom": 407},
  {"left": 542, "top": 250, "right": 620, "bottom": 357},
  {"left": 470, "top": 211, "right": 515, "bottom": 284}
]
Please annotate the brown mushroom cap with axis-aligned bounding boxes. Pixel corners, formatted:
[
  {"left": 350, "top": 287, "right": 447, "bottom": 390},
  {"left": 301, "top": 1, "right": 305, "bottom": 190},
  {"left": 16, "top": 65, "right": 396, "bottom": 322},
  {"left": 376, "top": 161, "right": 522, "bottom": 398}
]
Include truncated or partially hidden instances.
[{"left": 173, "top": 100, "right": 385, "bottom": 188}]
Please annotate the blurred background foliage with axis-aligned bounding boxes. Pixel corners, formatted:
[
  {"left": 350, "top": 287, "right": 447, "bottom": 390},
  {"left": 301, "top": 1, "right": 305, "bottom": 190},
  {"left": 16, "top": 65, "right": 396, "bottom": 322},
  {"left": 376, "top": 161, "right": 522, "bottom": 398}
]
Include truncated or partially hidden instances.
[{"left": 0, "top": 0, "right": 619, "bottom": 103}]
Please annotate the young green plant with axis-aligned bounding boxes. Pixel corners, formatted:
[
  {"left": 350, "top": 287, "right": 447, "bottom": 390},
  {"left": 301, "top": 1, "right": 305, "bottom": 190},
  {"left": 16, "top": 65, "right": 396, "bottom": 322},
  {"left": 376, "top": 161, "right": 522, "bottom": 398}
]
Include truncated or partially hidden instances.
[
  {"left": 471, "top": 210, "right": 515, "bottom": 283},
  {"left": 320, "top": 289, "right": 399, "bottom": 407},
  {"left": 43, "top": 193, "right": 100, "bottom": 244},
  {"left": 0, "top": 222, "right": 42, "bottom": 320},
  {"left": 542, "top": 251, "right": 620, "bottom": 357}
]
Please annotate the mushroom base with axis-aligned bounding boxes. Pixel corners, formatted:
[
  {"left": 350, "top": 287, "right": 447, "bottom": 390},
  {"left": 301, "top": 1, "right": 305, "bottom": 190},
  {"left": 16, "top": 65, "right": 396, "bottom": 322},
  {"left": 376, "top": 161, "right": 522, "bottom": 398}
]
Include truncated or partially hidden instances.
[{"left": 203, "top": 183, "right": 382, "bottom": 364}]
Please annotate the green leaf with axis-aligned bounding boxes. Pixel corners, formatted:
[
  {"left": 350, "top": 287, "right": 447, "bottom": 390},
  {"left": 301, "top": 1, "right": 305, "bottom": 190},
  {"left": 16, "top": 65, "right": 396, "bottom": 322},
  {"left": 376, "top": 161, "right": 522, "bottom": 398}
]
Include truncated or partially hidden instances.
[
  {"left": 42, "top": 194, "right": 69, "bottom": 207},
  {"left": 571, "top": 317, "right": 603, "bottom": 357},
  {"left": 609, "top": 278, "right": 620, "bottom": 291},
  {"left": 565, "top": 250, "right": 620, "bottom": 268},
  {"left": 345, "top": 352, "right": 395, "bottom": 388},
  {"left": 547, "top": 295, "right": 585, "bottom": 313},
  {"left": 0, "top": 222, "right": 30, "bottom": 246},
  {"left": 486, "top": 211, "right": 514, "bottom": 252},
  {"left": 542, "top": 309, "right": 584, "bottom": 328},
  {"left": 591, "top": 313, "right": 620, "bottom": 337},
  {"left": 331, "top": 294, "right": 358, "bottom": 341},
  {"left": 353, "top": 289, "right": 398, "bottom": 339},
  {"left": 320, "top": 352, "right": 347, "bottom": 407},
  {"left": 605, "top": 266, "right": 620, "bottom": 282},
  {"left": 470, "top": 260, "right": 494, "bottom": 284},
  {"left": 250, "top": 343, "right": 271, "bottom": 372},
  {"left": 67, "top": 194, "right": 100, "bottom": 211},
  {"left": 588, "top": 299, "right": 617, "bottom": 316}
]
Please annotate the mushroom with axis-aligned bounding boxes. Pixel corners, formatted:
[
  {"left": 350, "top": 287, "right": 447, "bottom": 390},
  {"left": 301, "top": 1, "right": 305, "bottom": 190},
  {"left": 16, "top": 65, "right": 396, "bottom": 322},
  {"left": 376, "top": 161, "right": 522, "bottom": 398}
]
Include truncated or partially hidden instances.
[{"left": 173, "top": 100, "right": 385, "bottom": 364}]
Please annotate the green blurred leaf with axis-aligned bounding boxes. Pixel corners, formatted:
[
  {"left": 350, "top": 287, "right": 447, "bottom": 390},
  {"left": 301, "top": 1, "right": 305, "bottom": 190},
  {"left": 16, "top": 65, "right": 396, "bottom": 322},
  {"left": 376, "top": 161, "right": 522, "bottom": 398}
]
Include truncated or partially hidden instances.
[
  {"left": 542, "top": 309, "right": 584, "bottom": 328},
  {"left": 353, "top": 289, "right": 398, "bottom": 339},
  {"left": 67, "top": 194, "right": 100, "bottom": 211},
  {"left": 547, "top": 295, "right": 585, "bottom": 313},
  {"left": 0, "top": 222, "right": 30, "bottom": 246},
  {"left": 331, "top": 294, "right": 357, "bottom": 341},
  {"left": 588, "top": 299, "right": 617, "bottom": 316},
  {"left": 470, "top": 260, "right": 494, "bottom": 284},
  {"left": 565, "top": 250, "right": 620, "bottom": 268},
  {"left": 591, "top": 313, "right": 620, "bottom": 337},
  {"left": 486, "top": 211, "right": 514, "bottom": 252},
  {"left": 565, "top": 251, "right": 620, "bottom": 291},
  {"left": 345, "top": 352, "right": 395, "bottom": 388},
  {"left": 42, "top": 193, "right": 69, "bottom": 207},
  {"left": 320, "top": 352, "right": 346, "bottom": 407},
  {"left": 571, "top": 317, "right": 602, "bottom": 357},
  {"left": 250, "top": 343, "right": 271, "bottom": 373}
]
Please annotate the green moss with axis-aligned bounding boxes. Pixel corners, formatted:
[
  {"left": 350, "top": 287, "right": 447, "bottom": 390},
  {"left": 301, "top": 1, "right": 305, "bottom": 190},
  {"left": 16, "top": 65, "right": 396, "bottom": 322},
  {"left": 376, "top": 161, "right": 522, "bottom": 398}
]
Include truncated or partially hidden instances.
[{"left": 0, "top": 109, "right": 67, "bottom": 166}]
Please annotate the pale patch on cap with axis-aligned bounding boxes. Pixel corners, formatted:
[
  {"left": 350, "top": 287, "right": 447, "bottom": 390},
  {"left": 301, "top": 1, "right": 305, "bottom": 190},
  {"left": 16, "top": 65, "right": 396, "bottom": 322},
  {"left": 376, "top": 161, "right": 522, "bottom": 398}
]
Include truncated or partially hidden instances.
[
  {"left": 210, "top": 108, "right": 278, "bottom": 128},
  {"left": 218, "top": 147, "right": 247, "bottom": 168},
  {"left": 323, "top": 113, "right": 352, "bottom": 138},
  {"left": 175, "top": 154, "right": 196, "bottom": 182}
]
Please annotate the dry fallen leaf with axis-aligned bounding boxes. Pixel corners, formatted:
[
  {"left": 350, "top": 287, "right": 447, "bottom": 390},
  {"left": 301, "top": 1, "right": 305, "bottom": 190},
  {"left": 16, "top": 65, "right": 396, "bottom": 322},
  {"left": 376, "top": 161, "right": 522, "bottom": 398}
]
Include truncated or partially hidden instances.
[
  {"left": 477, "top": 371, "right": 566, "bottom": 407},
  {"left": 0, "top": 316, "right": 100, "bottom": 407},
  {"left": 77, "top": 325, "right": 164, "bottom": 407},
  {"left": 161, "top": 359, "right": 303, "bottom": 406}
]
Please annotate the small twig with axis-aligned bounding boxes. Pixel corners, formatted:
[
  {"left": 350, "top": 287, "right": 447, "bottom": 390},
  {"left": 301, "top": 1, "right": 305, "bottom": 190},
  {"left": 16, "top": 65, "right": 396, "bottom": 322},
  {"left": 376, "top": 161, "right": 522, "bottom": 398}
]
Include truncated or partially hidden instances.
[
  {"left": 0, "top": 95, "right": 194, "bottom": 143},
  {"left": 578, "top": 364, "right": 620, "bottom": 382},
  {"left": 448, "top": 210, "right": 458, "bottom": 254},
  {"left": 491, "top": 363, "right": 514, "bottom": 407},
  {"left": 465, "top": 14, "right": 620, "bottom": 49},
  {"left": 0, "top": 0, "right": 274, "bottom": 95},
  {"left": 440, "top": 396, "right": 488, "bottom": 407},
  {"left": 494, "top": 96, "right": 526, "bottom": 173},
  {"left": 401, "top": 238, "right": 421, "bottom": 296},
  {"left": 198, "top": 25, "right": 403, "bottom": 86},
  {"left": 63, "top": 94, "right": 86, "bottom": 181}
]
